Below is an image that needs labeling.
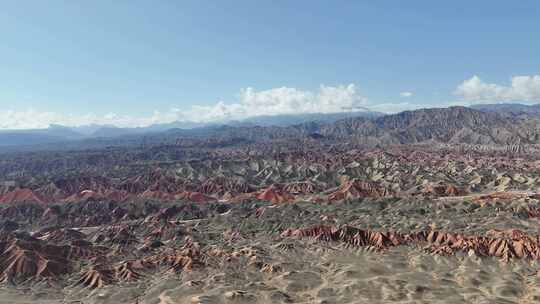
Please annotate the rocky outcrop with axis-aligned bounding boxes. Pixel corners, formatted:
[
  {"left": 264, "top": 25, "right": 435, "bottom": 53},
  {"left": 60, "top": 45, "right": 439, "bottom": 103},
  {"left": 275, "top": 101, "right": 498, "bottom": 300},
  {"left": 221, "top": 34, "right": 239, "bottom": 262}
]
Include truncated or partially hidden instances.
[
  {"left": 328, "top": 179, "right": 391, "bottom": 202},
  {"left": 0, "top": 239, "right": 71, "bottom": 283},
  {"left": 283, "top": 225, "right": 540, "bottom": 262},
  {"left": 256, "top": 185, "right": 294, "bottom": 204}
]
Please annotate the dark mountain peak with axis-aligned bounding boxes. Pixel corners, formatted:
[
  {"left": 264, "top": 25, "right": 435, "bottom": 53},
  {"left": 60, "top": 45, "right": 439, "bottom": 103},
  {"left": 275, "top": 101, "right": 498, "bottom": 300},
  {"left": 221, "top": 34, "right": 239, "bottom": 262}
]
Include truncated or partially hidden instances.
[
  {"left": 313, "top": 106, "right": 527, "bottom": 145},
  {"left": 376, "top": 106, "right": 504, "bottom": 129}
]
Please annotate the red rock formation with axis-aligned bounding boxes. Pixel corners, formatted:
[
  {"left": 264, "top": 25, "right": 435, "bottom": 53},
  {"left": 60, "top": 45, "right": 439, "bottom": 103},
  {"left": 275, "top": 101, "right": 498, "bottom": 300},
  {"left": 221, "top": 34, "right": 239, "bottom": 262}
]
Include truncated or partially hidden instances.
[
  {"left": 444, "top": 185, "right": 462, "bottom": 196},
  {"left": 144, "top": 221, "right": 186, "bottom": 242},
  {"left": 65, "top": 189, "right": 132, "bottom": 203},
  {"left": 282, "top": 225, "right": 399, "bottom": 249},
  {"left": 138, "top": 190, "right": 177, "bottom": 201},
  {"left": 54, "top": 176, "right": 111, "bottom": 196},
  {"left": 41, "top": 206, "right": 62, "bottom": 222},
  {"left": 283, "top": 181, "right": 318, "bottom": 195},
  {"left": 473, "top": 192, "right": 528, "bottom": 203},
  {"left": 196, "top": 177, "right": 252, "bottom": 196},
  {"left": 421, "top": 183, "right": 463, "bottom": 197},
  {"left": 76, "top": 257, "right": 152, "bottom": 289},
  {"left": 256, "top": 185, "right": 294, "bottom": 204},
  {"left": 177, "top": 191, "right": 215, "bottom": 203},
  {"left": 144, "top": 251, "right": 195, "bottom": 273},
  {"left": 35, "top": 183, "right": 66, "bottom": 202},
  {"left": 138, "top": 190, "right": 215, "bottom": 202},
  {"left": 328, "top": 179, "right": 390, "bottom": 202},
  {"left": 283, "top": 225, "right": 540, "bottom": 262},
  {"left": 76, "top": 265, "right": 114, "bottom": 289},
  {"left": 0, "top": 239, "right": 70, "bottom": 282},
  {"left": 115, "top": 261, "right": 144, "bottom": 281},
  {"left": 0, "top": 188, "right": 48, "bottom": 205},
  {"left": 143, "top": 240, "right": 204, "bottom": 273},
  {"left": 528, "top": 207, "right": 540, "bottom": 218}
]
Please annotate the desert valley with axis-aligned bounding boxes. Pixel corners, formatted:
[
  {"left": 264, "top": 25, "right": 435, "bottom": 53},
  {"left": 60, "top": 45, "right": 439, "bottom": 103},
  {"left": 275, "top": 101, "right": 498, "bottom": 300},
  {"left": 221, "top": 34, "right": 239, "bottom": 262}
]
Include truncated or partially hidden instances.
[{"left": 0, "top": 106, "right": 540, "bottom": 303}]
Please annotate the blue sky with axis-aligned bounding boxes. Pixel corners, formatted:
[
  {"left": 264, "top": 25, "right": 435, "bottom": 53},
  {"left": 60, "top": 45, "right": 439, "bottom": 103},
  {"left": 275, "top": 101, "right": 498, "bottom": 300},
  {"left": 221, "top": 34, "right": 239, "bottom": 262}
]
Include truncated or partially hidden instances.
[{"left": 1, "top": 1, "right": 540, "bottom": 128}]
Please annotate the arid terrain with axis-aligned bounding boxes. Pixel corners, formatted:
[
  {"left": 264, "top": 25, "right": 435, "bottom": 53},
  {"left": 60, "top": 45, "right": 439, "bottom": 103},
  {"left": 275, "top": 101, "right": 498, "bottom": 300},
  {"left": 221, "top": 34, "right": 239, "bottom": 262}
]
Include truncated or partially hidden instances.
[{"left": 1, "top": 107, "right": 540, "bottom": 303}]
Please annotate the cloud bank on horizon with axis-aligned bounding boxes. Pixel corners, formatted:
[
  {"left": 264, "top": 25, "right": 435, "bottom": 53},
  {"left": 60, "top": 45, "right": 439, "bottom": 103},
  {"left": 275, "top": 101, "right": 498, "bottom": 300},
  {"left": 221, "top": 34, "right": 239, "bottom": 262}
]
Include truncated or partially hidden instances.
[
  {"left": 2, "top": 75, "right": 540, "bottom": 130},
  {"left": 455, "top": 75, "right": 540, "bottom": 102},
  {"left": 1, "top": 84, "right": 372, "bottom": 130}
]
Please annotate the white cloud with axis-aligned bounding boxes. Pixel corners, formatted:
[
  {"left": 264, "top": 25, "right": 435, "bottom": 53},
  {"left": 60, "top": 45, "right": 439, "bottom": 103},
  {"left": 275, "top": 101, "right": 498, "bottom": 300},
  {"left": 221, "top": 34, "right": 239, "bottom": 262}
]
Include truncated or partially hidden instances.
[
  {"left": 1, "top": 84, "right": 377, "bottom": 129},
  {"left": 400, "top": 92, "right": 413, "bottom": 97},
  {"left": 186, "top": 84, "right": 370, "bottom": 122},
  {"left": 455, "top": 75, "right": 540, "bottom": 102},
  {"left": 6, "top": 76, "right": 539, "bottom": 130}
]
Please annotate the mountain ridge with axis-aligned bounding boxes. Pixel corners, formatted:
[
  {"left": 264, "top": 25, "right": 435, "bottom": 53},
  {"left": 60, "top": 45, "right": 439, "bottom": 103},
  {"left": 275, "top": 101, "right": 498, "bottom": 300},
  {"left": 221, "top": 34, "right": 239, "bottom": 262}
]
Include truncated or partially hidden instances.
[
  {"left": 0, "top": 111, "right": 383, "bottom": 147},
  {"left": 1, "top": 106, "right": 539, "bottom": 151}
]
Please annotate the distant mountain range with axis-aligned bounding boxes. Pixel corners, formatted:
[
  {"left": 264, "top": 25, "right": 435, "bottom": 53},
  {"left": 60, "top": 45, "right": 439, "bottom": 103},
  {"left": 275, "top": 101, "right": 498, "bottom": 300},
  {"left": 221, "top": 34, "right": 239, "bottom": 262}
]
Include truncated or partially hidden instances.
[
  {"left": 156, "top": 106, "right": 538, "bottom": 146},
  {"left": 0, "top": 110, "right": 383, "bottom": 147},
  {"left": 1, "top": 104, "right": 539, "bottom": 151},
  {"left": 470, "top": 103, "right": 540, "bottom": 118}
]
